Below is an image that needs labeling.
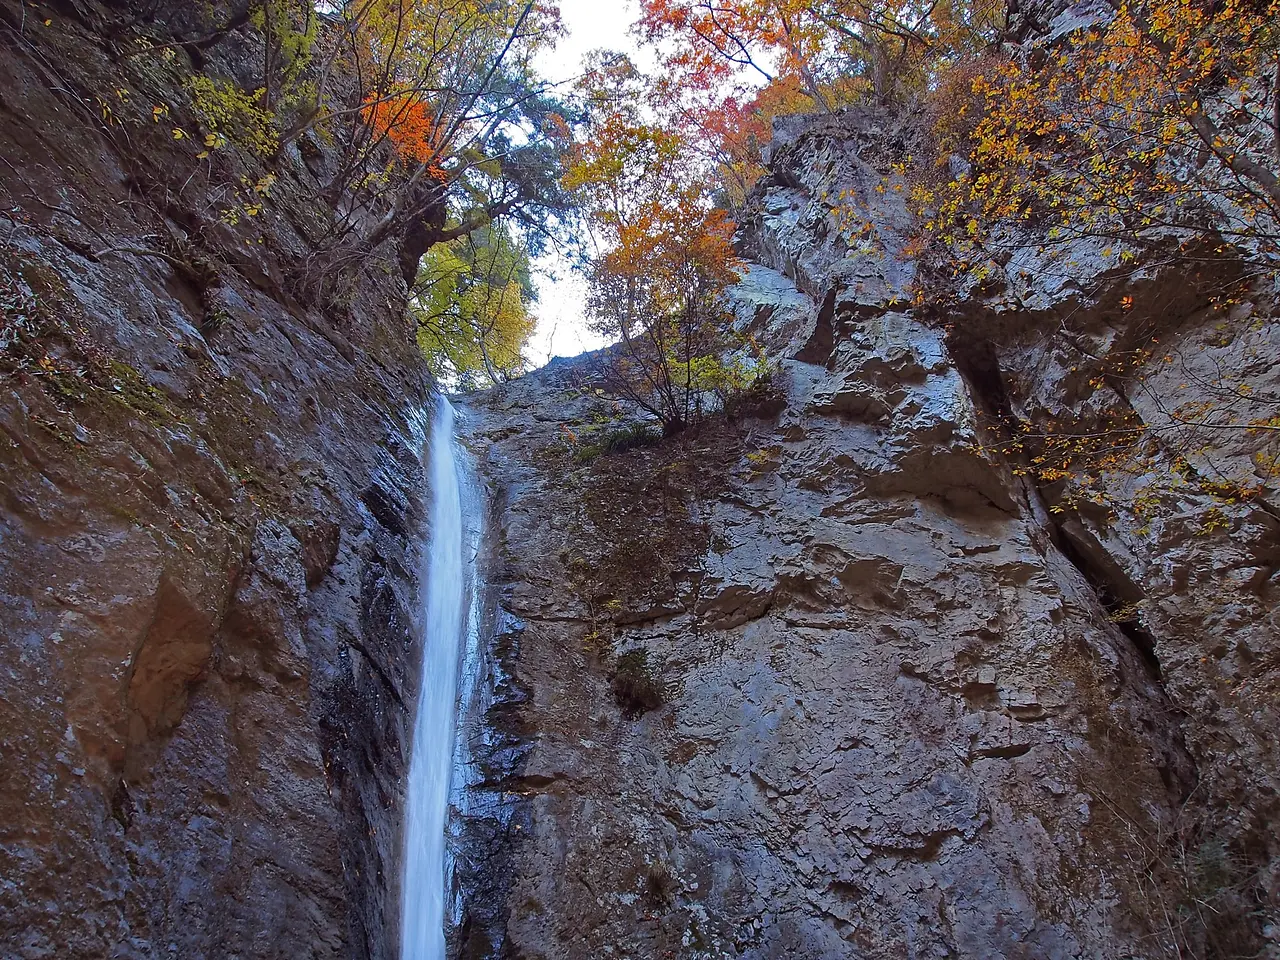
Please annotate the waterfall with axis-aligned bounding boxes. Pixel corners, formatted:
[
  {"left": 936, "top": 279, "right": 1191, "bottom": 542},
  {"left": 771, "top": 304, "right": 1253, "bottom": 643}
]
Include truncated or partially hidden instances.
[{"left": 401, "top": 397, "right": 471, "bottom": 960}]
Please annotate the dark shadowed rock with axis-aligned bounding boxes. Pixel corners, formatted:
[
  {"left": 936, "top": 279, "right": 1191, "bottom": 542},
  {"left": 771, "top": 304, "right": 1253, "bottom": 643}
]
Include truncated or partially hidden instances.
[{"left": 0, "top": 6, "right": 433, "bottom": 957}]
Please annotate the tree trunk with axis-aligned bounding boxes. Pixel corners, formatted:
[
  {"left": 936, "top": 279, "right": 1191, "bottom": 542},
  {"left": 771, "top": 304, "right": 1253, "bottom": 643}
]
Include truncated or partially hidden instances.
[{"left": 397, "top": 189, "right": 449, "bottom": 286}]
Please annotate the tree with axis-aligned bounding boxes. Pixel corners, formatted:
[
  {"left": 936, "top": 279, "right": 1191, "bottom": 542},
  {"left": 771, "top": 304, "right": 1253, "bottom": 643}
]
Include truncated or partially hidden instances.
[
  {"left": 633, "top": 0, "right": 1005, "bottom": 216},
  {"left": 562, "top": 57, "right": 762, "bottom": 433},
  {"left": 301, "top": 0, "right": 572, "bottom": 283},
  {"left": 410, "top": 223, "right": 536, "bottom": 386},
  {"left": 145, "top": 0, "right": 573, "bottom": 288},
  {"left": 639, "top": 0, "right": 1004, "bottom": 108}
]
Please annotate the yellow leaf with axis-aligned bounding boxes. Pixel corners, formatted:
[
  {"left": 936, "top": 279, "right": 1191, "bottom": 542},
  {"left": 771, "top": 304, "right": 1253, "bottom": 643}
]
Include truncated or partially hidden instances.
[{"left": 172, "top": 128, "right": 186, "bottom": 140}]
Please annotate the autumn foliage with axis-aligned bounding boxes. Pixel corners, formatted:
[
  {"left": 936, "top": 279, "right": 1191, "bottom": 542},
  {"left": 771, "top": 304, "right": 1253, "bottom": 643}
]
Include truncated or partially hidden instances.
[
  {"left": 147, "top": 0, "right": 1278, "bottom": 406},
  {"left": 412, "top": 223, "right": 535, "bottom": 385},
  {"left": 919, "top": 0, "right": 1280, "bottom": 270},
  {"left": 631, "top": 0, "right": 1280, "bottom": 298},
  {"left": 561, "top": 59, "right": 763, "bottom": 432},
  {"left": 636, "top": 0, "right": 998, "bottom": 105},
  {"left": 632, "top": 0, "right": 1007, "bottom": 214},
  {"left": 360, "top": 91, "right": 449, "bottom": 180}
]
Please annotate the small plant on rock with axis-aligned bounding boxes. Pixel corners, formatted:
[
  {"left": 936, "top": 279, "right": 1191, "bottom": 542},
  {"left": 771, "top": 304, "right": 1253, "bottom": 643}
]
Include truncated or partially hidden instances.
[
  {"left": 645, "top": 862, "right": 678, "bottom": 906},
  {"left": 573, "top": 421, "right": 662, "bottom": 463},
  {"left": 611, "top": 646, "right": 665, "bottom": 718}
]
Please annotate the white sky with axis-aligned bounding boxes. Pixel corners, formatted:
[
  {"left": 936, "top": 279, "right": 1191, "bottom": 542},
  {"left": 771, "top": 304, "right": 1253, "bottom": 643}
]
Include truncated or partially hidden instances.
[{"left": 524, "top": 1, "right": 649, "bottom": 366}]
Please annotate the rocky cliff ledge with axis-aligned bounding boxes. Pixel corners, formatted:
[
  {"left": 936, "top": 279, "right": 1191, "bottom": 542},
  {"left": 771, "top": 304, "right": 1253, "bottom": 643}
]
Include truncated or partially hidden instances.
[
  {"left": 0, "top": 5, "right": 432, "bottom": 956},
  {"left": 456, "top": 110, "right": 1279, "bottom": 959}
]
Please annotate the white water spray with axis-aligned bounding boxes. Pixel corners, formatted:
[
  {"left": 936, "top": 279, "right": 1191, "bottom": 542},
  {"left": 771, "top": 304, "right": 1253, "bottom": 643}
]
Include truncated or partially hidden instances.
[{"left": 401, "top": 397, "right": 469, "bottom": 960}]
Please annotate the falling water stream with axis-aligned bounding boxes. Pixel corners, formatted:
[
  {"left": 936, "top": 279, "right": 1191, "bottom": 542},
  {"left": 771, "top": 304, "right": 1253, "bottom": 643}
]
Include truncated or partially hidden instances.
[{"left": 401, "top": 397, "right": 475, "bottom": 960}]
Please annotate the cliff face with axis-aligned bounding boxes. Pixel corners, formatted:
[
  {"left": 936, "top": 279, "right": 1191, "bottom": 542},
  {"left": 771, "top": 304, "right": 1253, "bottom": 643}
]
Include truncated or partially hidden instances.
[
  {"left": 4, "top": 3, "right": 1278, "bottom": 959},
  {"left": 0, "top": 6, "right": 431, "bottom": 957},
  {"left": 458, "top": 111, "right": 1279, "bottom": 958}
]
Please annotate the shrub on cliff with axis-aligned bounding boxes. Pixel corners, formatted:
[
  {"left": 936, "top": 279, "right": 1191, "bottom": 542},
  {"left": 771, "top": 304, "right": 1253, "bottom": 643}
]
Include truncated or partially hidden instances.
[
  {"left": 572, "top": 422, "right": 662, "bottom": 463},
  {"left": 611, "top": 647, "right": 666, "bottom": 718},
  {"left": 913, "top": 0, "right": 1280, "bottom": 280}
]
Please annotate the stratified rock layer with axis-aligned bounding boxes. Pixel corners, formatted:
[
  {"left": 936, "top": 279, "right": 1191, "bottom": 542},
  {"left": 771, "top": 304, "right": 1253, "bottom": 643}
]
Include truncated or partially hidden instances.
[{"left": 0, "top": 6, "right": 430, "bottom": 957}]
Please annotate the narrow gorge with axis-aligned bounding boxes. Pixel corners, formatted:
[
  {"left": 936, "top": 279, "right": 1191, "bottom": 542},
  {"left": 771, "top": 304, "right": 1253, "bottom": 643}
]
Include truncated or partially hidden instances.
[{"left": 1, "top": 1, "right": 1277, "bottom": 959}]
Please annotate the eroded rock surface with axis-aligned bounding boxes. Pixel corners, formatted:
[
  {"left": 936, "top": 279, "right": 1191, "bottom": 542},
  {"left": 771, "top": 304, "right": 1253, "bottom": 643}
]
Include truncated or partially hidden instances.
[
  {"left": 457, "top": 110, "right": 1278, "bottom": 959},
  {"left": 3, "top": 5, "right": 1277, "bottom": 958}
]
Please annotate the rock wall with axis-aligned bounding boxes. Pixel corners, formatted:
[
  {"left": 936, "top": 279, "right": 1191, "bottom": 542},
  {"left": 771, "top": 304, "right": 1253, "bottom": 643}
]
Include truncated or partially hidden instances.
[
  {"left": 3, "top": 4, "right": 1277, "bottom": 958},
  {"left": 0, "top": 5, "right": 433, "bottom": 957},
  {"left": 456, "top": 110, "right": 1279, "bottom": 958}
]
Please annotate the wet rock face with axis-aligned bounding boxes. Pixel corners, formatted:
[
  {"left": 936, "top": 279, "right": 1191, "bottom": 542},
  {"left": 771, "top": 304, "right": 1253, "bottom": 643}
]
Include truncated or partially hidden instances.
[
  {"left": 458, "top": 112, "right": 1277, "bottom": 958},
  {"left": 0, "top": 6, "right": 430, "bottom": 958}
]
